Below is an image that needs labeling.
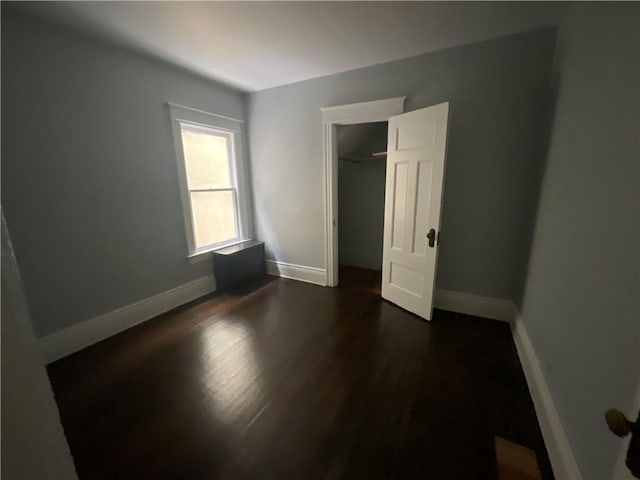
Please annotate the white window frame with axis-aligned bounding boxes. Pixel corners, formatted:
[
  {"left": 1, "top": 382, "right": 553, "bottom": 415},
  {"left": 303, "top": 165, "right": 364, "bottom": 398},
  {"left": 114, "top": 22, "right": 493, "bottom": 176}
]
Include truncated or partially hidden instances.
[{"left": 168, "top": 103, "right": 251, "bottom": 260}]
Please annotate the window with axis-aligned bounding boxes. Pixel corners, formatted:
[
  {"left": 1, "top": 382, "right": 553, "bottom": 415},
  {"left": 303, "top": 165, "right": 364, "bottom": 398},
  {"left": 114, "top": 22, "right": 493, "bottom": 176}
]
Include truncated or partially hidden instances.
[{"left": 169, "top": 104, "right": 248, "bottom": 257}]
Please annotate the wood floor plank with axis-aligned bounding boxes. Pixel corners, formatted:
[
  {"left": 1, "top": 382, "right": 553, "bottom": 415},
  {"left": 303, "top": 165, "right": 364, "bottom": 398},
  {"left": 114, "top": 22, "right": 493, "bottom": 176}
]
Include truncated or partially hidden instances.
[{"left": 47, "top": 274, "right": 554, "bottom": 480}]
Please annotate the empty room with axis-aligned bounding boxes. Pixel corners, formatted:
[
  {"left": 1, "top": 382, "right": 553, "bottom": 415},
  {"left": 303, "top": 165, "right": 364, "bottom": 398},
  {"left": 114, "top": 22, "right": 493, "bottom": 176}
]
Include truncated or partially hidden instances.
[{"left": 1, "top": 2, "right": 638, "bottom": 480}]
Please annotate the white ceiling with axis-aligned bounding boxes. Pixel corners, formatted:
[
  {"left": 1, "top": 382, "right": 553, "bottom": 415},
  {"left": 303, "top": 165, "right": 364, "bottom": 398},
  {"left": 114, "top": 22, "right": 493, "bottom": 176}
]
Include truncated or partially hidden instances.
[{"left": 14, "top": 2, "right": 563, "bottom": 92}]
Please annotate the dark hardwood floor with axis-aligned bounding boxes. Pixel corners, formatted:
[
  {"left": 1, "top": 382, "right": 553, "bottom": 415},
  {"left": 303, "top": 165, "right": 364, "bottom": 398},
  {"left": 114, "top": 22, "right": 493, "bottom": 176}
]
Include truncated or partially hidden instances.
[
  {"left": 338, "top": 264, "right": 382, "bottom": 295},
  {"left": 48, "top": 276, "right": 553, "bottom": 480}
]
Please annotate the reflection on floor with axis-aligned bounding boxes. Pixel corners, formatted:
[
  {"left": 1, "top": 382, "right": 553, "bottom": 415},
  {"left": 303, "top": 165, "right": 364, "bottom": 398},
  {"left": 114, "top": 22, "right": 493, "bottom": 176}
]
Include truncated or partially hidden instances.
[
  {"left": 338, "top": 264, "right": 382, "bottom": 295},
  {"left": 48, "top": 276, "right": 554, "bottom": 479}
]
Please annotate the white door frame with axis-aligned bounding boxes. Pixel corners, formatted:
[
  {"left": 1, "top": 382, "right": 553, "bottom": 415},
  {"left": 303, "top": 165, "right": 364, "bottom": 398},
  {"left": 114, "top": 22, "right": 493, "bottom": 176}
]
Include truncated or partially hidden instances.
[{"left": 321, "top": 97, "right": 406, "bottom": 287}]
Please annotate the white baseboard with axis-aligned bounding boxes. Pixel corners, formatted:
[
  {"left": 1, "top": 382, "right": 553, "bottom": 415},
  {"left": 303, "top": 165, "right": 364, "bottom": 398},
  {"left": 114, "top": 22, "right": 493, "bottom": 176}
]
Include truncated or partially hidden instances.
[
  {"left": 511, "top": 313, "right": 583, "bottom": 480},
  {"left": 265, "top": 260, "right": 327, "bottom": 286},
  {"left": 38, "top": 275, "right": 216, "bottom": 364},
  {"left": 264, "top": 263, "right": 515, "bottom": 322},
  {"left": 434, "top": 289, "right": 516, "bottom": 322}
]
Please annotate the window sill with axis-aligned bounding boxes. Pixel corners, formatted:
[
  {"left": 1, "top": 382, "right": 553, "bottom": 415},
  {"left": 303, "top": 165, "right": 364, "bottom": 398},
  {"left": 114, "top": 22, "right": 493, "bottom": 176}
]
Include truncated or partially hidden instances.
[{"left": 187, "top": 239, "right": 249, "bottom": 264}]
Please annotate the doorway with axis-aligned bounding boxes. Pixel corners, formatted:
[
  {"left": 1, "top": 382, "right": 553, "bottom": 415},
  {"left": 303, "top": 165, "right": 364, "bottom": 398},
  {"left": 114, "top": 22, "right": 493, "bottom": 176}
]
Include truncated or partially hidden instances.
[
  {"left": 337, "top": 122, "right": 387, "bottom": 295},
  {"left": 322, "top": 98, "right": 450, "bottom": 320},
  {"left": 321, "top": 97, "right": 406, "bottom": 288}
]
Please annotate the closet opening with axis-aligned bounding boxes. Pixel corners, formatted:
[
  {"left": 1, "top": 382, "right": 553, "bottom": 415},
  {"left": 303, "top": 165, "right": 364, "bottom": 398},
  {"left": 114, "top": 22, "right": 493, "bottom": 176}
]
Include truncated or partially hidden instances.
[{"left": 337, "top": 121, "right": 388, "bottom": 295}]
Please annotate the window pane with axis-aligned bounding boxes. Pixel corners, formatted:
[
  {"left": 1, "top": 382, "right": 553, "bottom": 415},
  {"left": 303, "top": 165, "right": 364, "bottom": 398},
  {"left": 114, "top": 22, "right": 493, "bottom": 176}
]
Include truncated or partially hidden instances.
[
  {"left": 181, "top": 127, "right": 231, "bottom": 189},
  {"left": 190, "top": 191, "right": 237, "bottom": 248}
]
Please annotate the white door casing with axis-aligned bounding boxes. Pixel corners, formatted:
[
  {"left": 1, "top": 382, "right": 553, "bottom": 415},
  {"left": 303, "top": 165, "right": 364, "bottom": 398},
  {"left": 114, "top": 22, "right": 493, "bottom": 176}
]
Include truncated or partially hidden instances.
[
  {"left": 381, "top": 102, "right": 450, "bottom": 320},
  {"left": 321, "top": 97, "right": 406, "bottom": 286}
]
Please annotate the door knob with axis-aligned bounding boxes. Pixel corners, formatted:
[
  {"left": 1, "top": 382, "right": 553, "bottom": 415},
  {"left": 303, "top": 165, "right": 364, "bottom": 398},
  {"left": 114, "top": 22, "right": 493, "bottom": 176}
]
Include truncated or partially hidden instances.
[
  {"left": 606, "top": 409, "right": 640, "bottom": 478},
  {"left": 427, "top": 228, "right": 436, "bottom": 248}
]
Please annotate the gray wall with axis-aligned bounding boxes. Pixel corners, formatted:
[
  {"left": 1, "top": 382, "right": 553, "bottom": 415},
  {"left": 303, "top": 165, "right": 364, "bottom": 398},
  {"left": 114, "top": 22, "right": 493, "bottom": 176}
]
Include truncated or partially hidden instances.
[
  {"left": 519, "top": 4, "right": 639, "bottom": 479},
  {"left": 1, "top": 8, "right": 246, "bottom": 337},
  {"left": 248, "top": 28, "right": 556, "bottom": 301},
  {"left": 1, "top": 214, "right": 78, "bottom": 479},
  {"left": 338, "top": 123, "right": 387, "bottom": 271}
]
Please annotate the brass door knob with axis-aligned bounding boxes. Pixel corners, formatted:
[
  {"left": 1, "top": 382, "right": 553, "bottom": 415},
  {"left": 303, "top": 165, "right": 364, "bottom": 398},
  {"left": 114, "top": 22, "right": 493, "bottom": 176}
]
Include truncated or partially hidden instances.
[
  {"left": 606, "top": 408, "right": 640, "bottom": 478},
  {"left": 427, "top": 228, "right": 436, "bottom": 248},
  {"left": 606, "top": 408, "right": 632, "bottom": 436}
]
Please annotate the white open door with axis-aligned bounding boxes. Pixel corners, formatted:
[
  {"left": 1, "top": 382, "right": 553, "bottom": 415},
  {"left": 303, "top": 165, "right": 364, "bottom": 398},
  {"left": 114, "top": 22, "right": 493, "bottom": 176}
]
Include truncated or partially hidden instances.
[{"left": 381, "top": 102, "right": 449, "bottom": 320}]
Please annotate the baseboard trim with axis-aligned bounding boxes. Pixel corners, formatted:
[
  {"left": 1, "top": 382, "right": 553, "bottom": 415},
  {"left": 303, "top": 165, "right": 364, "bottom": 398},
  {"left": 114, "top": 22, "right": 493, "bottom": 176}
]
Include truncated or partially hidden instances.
[
  {"left": 511, "top": 313, "right": 583, "bottom": 480},
  {"left": 265, "top": 260, "right": 327, "bottom": 286},
  {"left": 434, "top": 289, "right": 516, "bottom": 322},
  {"left": 264, "top": 263, "right": 515, "bottom": 321},
  {"left": 38, "top": 275, "right": 216, "bottom": 364}
]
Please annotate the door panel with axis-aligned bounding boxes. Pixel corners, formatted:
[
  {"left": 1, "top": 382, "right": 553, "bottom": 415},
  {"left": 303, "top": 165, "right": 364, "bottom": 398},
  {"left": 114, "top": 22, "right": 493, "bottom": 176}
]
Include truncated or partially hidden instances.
[
  {"left": 381, "top": 103, "right": 449, "bottom": 320},
  {"left": 389, "top": 263, "right": 425, "bottom": 296},
  {"left": 412, "top": 161, "right": 433, "bottom": 257},
  {"left": 391, "top": 162, "right": 408, "bottom": 249}
]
